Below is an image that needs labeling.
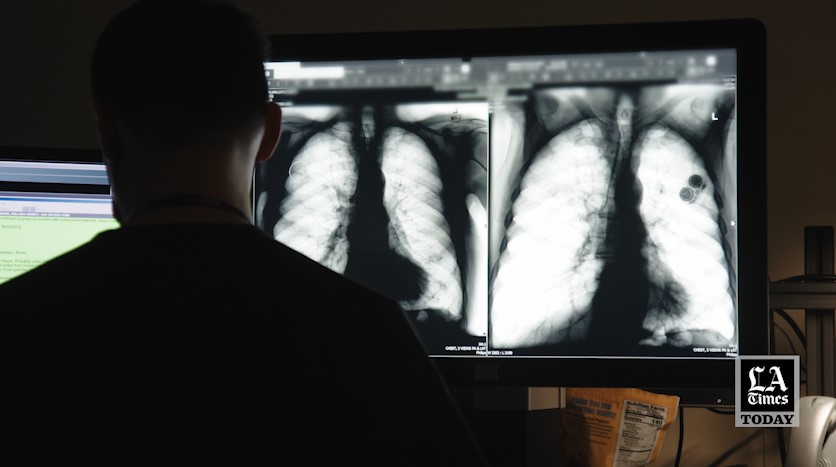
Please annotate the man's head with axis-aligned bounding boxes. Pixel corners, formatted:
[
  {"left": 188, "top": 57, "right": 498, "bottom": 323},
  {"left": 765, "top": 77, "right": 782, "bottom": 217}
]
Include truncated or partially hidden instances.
[
  {"left": 91, "top": 0, "right": 271, "bottom": 152},
  {"left": 91, "top": 0, "right": 280, "bottom": 223}
]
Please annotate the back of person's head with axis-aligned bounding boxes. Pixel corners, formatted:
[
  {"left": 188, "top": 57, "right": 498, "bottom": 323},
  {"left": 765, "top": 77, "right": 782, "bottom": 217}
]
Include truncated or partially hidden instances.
[{"left": 90, "top": 0, "right": 270, "bottom": 152}]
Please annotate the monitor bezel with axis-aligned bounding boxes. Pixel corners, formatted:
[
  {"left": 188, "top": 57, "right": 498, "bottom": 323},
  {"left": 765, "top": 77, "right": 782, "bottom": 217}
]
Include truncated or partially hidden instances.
[
  {"left": 266, "top": 18, "right": 768, "bottom": 406},
  {"left": 0, "top": 146, "right": 108, "bottom": 195},
  {"left": 0, "top": 146, "right": 103, "bottom": 164}
]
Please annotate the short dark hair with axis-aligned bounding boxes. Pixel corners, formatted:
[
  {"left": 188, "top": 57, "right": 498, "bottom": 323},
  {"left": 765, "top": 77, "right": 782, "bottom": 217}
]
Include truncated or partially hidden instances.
[{"left": 90, "top": 0, "right": 270, "bottom": 150}]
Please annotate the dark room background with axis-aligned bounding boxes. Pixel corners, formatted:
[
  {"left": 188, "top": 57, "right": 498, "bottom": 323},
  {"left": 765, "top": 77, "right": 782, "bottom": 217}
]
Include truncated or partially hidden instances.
[
  {"left": 0, "top": 0, "right": 832, "bottom": 283},
  {"left": 0, "top": 0, "right": 832, "bottom": 465}
]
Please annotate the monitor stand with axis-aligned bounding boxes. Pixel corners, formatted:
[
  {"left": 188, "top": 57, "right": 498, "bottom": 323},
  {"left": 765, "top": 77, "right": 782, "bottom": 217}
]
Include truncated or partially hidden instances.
[{"left": 769, "top": 226, "right": 836, "bottom": 397}]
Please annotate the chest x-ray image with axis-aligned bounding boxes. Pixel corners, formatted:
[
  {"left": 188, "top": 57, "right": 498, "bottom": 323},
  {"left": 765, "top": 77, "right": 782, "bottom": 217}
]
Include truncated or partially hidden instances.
[
  {"left": 489, "top": 84, "right": 737, "bottom": 355},
  {"left": 257, "top": 61, "right": 739, "bottom": 358},
  {"left": 256, "top": 100, "right": 488, "bottom": 353}
]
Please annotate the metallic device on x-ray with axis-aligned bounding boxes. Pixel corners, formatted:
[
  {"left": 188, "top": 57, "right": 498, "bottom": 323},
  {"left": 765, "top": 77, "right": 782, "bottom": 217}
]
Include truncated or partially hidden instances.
[
  {"left": 489, "top": 85, "right": 737, "bottom": 353},
  {"left": 256, "top": 46, "right": 741, "bottom": 358}
]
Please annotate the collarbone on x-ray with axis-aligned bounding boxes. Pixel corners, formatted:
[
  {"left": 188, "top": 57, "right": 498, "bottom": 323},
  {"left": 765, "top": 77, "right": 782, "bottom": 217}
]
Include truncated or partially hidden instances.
[
  {"left": 490, "top": 85, "right": 736, "bottom": 353},
  {"left": 256, "top": 83, "right": 737, "bottom": 356}
]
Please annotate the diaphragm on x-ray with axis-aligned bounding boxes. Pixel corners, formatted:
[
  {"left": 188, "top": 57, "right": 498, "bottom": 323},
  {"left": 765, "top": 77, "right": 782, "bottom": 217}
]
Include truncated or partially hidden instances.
[
  {"left": 490, "top": 84, "right": 736, "bottom": 355},
  {"left": 256, "top": 101, "right": 488, "bottom": 353},
  {"left": 256, "top": 83, "right": 737, "bottom": 357}
]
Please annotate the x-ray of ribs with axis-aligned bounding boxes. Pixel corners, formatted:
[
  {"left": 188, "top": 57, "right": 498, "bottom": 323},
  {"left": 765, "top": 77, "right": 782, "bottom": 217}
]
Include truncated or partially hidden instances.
[
  {"left": 489, "top": 85, "right": 737, "bottom": 352},
  {"left": 259, "top": 102, "right": 489, "bottom": 338}
]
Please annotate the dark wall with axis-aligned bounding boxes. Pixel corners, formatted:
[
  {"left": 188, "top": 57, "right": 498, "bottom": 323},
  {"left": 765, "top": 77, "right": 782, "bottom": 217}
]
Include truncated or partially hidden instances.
[
  {"left": 0, "top": 1, "right": 831, "bottom": 464},
  {"left": 0, "top": 0, "right": 833, "bottom": 281}
]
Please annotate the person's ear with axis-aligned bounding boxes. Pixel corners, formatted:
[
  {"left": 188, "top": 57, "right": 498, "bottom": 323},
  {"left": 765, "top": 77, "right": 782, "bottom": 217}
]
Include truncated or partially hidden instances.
[
  {"left": 92, "top": 99, "right": 120, "bottom": 164},
  {"left": 255, "top": 102, "right": 282, "bottom": 163}
]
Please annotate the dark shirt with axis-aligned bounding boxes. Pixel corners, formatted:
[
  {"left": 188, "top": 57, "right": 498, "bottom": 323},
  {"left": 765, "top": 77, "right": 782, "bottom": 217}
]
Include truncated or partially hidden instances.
[{"left": 0, "top": 224, "right": 488, "bottom": 466}]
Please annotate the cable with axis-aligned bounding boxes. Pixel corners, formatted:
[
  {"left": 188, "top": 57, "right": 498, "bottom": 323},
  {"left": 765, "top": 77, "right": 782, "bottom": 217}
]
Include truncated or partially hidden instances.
[
  {"left": 770, "top": 301, "right": 777, "bottom": 355},
  {"left": 706, "top": 430, "right": 764, "bottom": 467},
  {"left": 773, "top": 309, "right": 807, "bottom": 351},
  {"left": 777, "top": 427, "right": 787, "bottom": 466},
  {"left": 774, "top": 325, "right": 799, "bottom": 356},
  {"left": 674, "top": 407, "right": 684, "bottom": 467},
  {"left": 699, "top": 408, "right": 770, "bottom": 466},
  {"left": 771, "top": 309, "right": 808, "bottom": 375},
  {"left": 774, "top": 324, "right": 807, "bottom": 376}
]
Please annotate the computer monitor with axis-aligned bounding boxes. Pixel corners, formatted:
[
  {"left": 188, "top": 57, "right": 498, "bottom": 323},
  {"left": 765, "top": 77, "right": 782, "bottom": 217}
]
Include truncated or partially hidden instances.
[
  {"left": 0, "top": 146, "right": 118, "bottom": 285},
  {"left": 256, "top": 19, "right": 768, "bottom": 406}
]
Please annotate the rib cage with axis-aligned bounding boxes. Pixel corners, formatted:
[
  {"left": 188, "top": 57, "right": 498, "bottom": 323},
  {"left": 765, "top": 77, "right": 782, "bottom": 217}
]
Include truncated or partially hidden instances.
[
  {"left": 634, "top": 126, "right": 735, "bottom": 346},
  {"left": 258, "top": 83, "right": 738, "bottom": 354},
  {"left": 490, "top": 120, "right": 611, "bottom": 347},
  {"left": 274, "top": 124, "right": 358, "bottom": 273},
  {"left": 489, "top": 84, "right": 736, "bottom": 351},
  {"left": 381, "top": 127, "right": 463, "bottom": 320}
]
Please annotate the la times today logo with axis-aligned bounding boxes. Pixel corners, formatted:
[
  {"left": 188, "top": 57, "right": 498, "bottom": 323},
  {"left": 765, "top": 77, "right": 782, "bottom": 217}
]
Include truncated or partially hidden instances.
[{"left": 735, "top": 355, "right": 800, "bottom": 427}]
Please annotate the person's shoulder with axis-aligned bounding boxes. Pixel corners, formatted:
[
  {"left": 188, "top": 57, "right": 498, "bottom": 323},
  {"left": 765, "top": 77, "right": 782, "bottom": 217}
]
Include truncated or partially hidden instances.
[
  {"left": 236, "top": 227, "right": 394, "bottom": 296},
  {"left": 0, "top": 229, "right": 117, "bottom": 298},
  {"left": 0, "top": 223, "right": 400, "bottom": 314}
]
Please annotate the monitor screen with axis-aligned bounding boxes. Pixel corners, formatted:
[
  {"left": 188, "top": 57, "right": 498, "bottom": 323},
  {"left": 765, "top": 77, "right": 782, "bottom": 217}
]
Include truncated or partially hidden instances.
[
  {"left": 0, "top": 147, "right": 118, "bottom": 285},
  {"left": 256, "top": 19, "right": 767, "bottom": 405}
]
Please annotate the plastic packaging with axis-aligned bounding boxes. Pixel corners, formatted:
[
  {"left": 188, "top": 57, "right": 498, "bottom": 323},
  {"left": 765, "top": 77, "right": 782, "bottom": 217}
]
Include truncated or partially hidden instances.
[{"left": 561, "top": 387, "right": 680, "bottom": 466}]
